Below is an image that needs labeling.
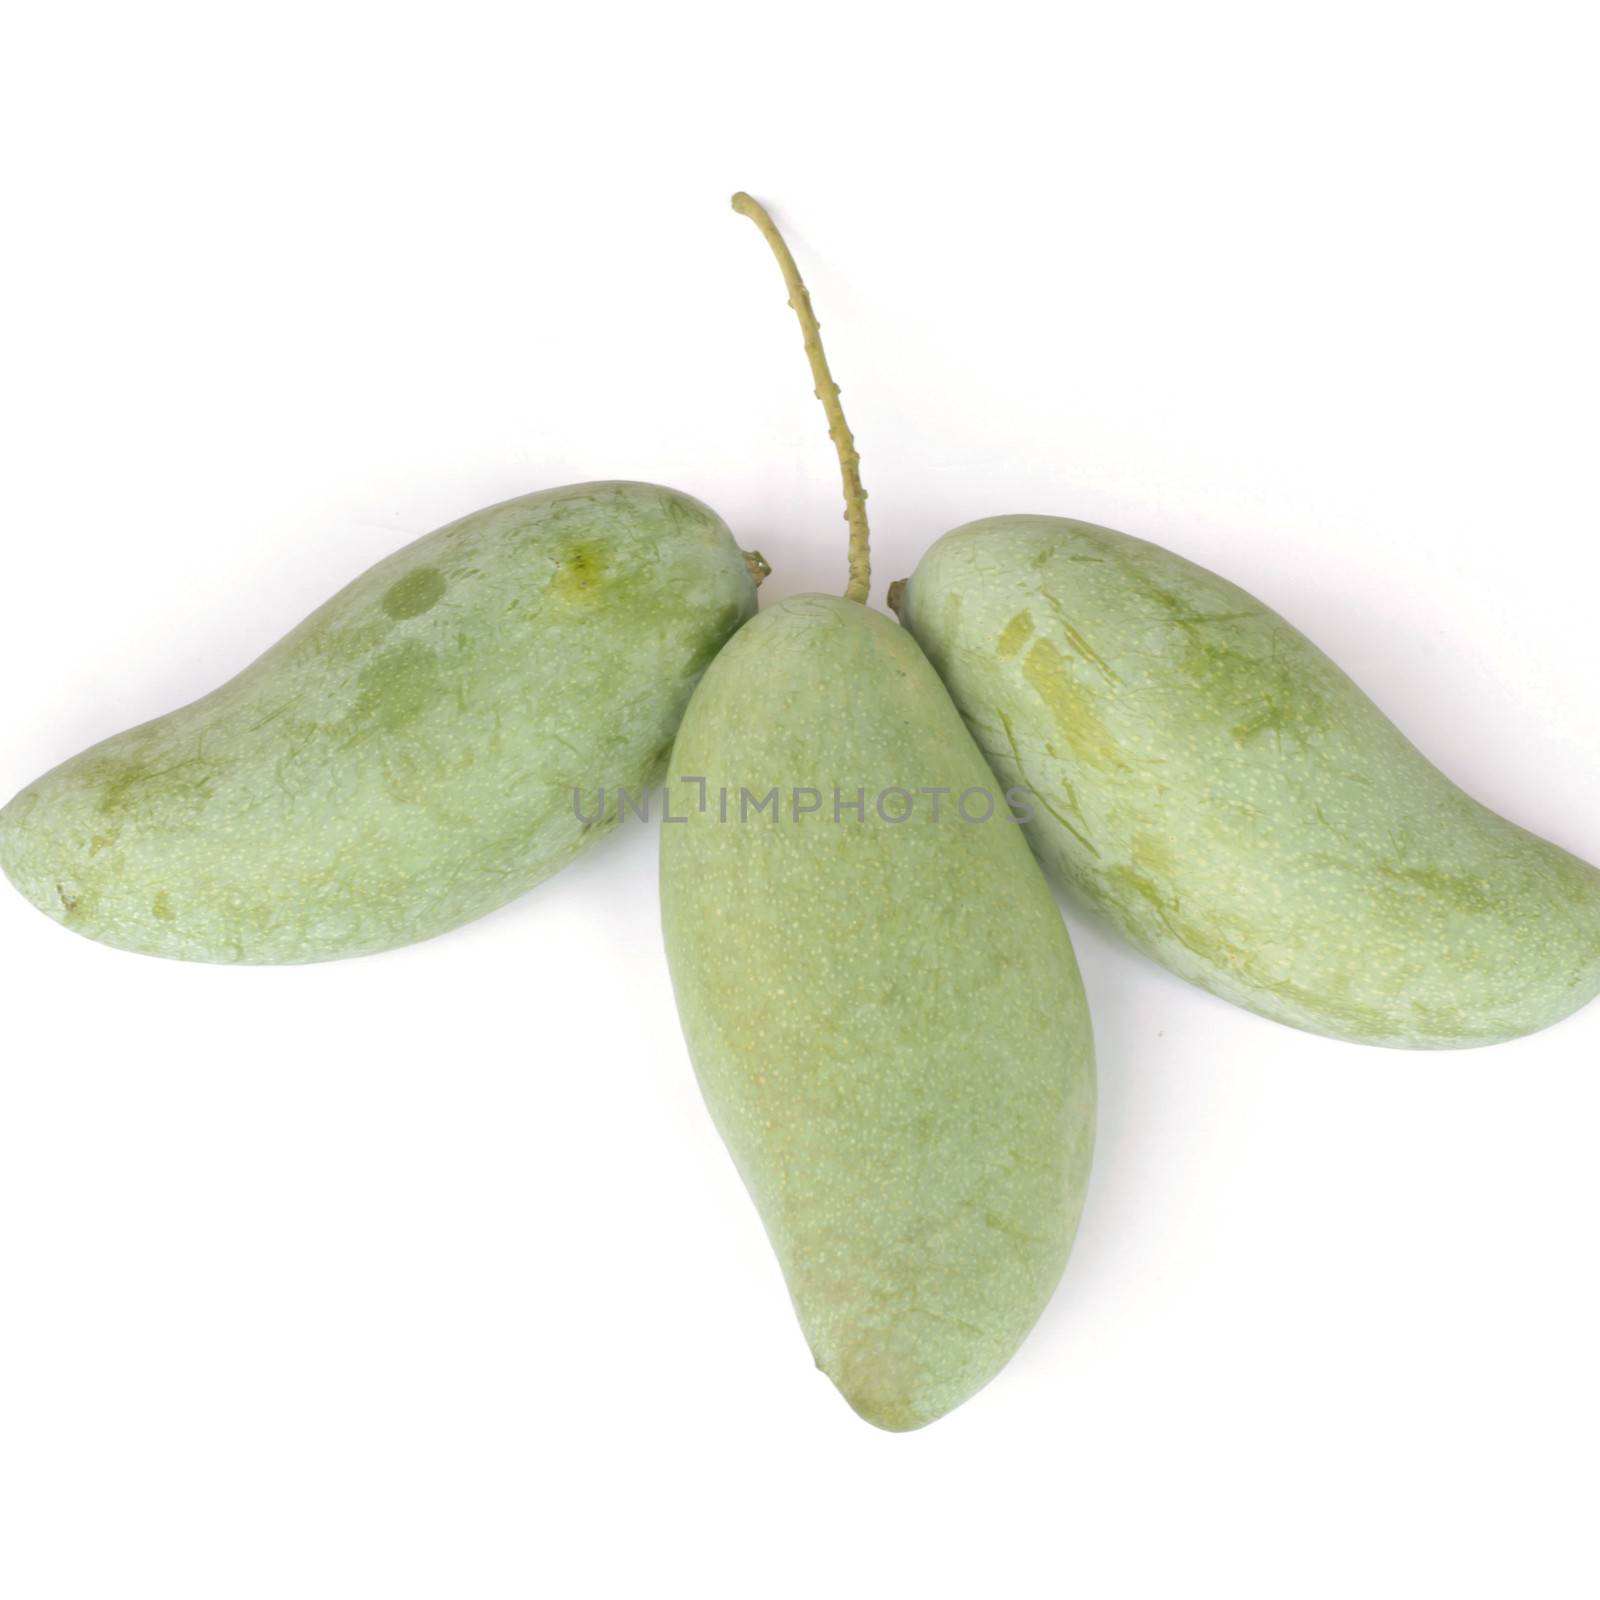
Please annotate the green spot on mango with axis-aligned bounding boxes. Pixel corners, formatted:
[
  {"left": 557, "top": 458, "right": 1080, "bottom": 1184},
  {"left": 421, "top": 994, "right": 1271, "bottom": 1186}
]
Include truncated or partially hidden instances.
[
  {"left": 996, "top": 610, "right": 1033, "bottom": 657},
  {"left": 381, "top": 566, "right": 447, "bottom": 620},
  {"left": 347, "top": 640, "right": 444, "bottom": 735},
  {"left": 96, "top": 755, "right": 216, "bottom": 818},
  {"left": 551, "top": 542, "right": 607, "bottom": 603},
  {"left": 1022, "top": 639, "right": 1125, "bottom": 772}
]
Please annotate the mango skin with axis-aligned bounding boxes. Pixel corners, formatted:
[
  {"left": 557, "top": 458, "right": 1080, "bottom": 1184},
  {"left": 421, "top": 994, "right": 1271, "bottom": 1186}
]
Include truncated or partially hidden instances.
[
  {"left": 895, "top": 516, "right": 1600, "bottom": 1048},
  {"left": 0, "top": 482, "right": 758, "bottom": 962},
  {"left": 660, "top": 595, "right": 1096, "bottom": 1430}
]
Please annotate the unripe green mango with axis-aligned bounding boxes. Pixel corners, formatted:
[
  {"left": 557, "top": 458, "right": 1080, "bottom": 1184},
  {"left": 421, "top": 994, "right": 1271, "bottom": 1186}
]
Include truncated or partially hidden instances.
[
  {"left": 661, "top": 596, "right": 1096, "bottom": 1430},
  {"left": 1, "top": 481, "right": 761, "bottom": 962},
  {"left": 893, "top": 516, "right": 1600, "bottom": 1048}
]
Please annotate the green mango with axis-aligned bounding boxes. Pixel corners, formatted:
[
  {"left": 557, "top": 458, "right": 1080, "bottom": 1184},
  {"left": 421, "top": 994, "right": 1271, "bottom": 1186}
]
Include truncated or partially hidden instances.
[
  {"left": 661, "top": 595, "right": 1095, "bottom": 1430},
  {"left": 661, "top": 195, "right": 1095, "bottom": 1430},
  {"left": 892, "top": 515, "right": 1600, "bottom": 1048},
  {"left": 1, "top": 481, "right": 763, "bottom": 962}
]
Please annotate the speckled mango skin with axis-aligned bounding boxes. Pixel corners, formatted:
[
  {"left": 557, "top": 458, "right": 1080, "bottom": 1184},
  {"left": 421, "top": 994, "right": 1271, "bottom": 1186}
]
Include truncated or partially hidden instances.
[
  {"left": 0, "top": 482, "right": 758, "bottom": 962},
  {"left": 895, "top": 516, "right": 1600, "bottom": 1048},
  {"left": 660, "top": 595, "right": 1096, "bottom": 1430}
]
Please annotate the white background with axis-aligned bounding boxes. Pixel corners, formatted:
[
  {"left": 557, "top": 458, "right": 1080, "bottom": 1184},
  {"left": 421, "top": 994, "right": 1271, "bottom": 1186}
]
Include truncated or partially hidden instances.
[{"left": 2, "top": 3, "right": 1596, "bottom": 1596}]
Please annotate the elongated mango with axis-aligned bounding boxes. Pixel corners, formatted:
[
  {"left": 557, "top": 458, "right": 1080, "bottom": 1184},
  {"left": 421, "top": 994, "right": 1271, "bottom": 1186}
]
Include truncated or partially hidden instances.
[
  {"left": 663, "top": 193, "right": 1097, "bottom": 1429},
  {"left": 893, "top": 515, "right": 1600, "bottom": 1048},
  {"left": 661, "top": 595, "right": 1096, "bottom": 1429},
  {"left": 0, "top": 481, "right": 761, "bottom": 962}
]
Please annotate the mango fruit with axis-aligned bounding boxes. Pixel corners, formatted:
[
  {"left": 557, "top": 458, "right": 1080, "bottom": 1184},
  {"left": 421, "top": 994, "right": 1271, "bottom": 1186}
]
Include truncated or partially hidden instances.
[
  {"left": 661, "top": 595, "right": 1095, "bottom": 1429},
  {"left": 660, "top": 194, "right": 1096, "bottom": 1430},
  {"left": 893, "top": 515, "right": 1600, "bottom": 1048},
  {"left": 1, "top": 481, "right": 762, "bottom": 962}
]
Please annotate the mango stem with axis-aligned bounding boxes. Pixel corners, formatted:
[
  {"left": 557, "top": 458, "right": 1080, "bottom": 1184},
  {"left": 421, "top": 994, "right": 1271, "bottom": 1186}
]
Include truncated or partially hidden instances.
[{"left": 732, "top": 192, "right": 871, "bottom": 605}]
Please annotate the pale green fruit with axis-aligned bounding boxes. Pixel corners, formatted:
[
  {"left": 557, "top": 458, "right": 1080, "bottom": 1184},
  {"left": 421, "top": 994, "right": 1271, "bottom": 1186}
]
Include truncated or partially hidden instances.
[
  {"left": 661, "top": 596, "right": 1096, "bottom": 1431},
  {"left": 1, "top": 481, "right": 762, "bottom": 962},
  {"left": 893, "top": 516, "right": 1600, "bottom": 1048}
]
